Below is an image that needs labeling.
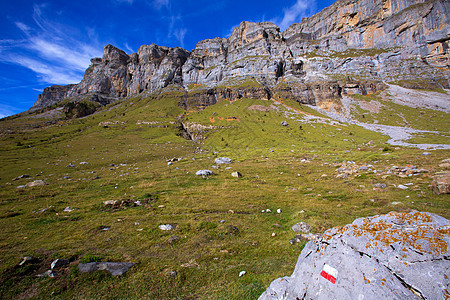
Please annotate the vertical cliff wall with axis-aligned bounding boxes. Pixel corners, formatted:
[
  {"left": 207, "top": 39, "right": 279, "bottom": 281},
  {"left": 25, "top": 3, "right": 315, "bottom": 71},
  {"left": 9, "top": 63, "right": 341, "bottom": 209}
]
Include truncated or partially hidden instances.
[{"left": 31, "top": 0, "right": 449, "bottom": 111}]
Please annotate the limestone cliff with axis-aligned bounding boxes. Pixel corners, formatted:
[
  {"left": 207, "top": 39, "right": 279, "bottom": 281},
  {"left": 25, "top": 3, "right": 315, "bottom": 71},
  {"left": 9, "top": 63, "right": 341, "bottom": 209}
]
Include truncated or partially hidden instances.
[{"left": 31, "top": 0, "right": 449, "bottom": 112}]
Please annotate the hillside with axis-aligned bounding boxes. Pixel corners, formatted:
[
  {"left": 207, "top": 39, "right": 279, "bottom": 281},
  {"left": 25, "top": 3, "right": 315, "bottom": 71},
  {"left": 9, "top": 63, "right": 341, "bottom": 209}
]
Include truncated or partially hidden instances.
[{"left": 0, "top": 0, "right": 449, "bottom": 298}]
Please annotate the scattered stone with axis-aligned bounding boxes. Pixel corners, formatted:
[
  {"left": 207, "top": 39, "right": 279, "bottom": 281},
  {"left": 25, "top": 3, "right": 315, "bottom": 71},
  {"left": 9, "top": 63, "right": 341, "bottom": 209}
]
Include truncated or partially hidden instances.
[
  {"left": 422, "top": 152, "right": 432, "bottom": 156},
  {"left": 261, "top": 211, "right": 450, "bottom": 300},
  {"left": 431, "top": 171, "right": 450, "bottom": 194},
  {"left": 276, "top": 209, "right": 281, "bottom": 214},
  {"left": 281, "top": 121, "right": 289, "bottom": 127},
  {"left": 167, "top": 162, "right": 173, "bottom": 166},
  {"left": 51, "top": 259, "right": 70, "bottom": 270},
  {"left": 239, "top": 271, "right": 246, "bottom": 277},
  {"left": 169, "top": 270, "right": 177, "bottom": 278},
  {"left": 18, "top": 256, "right": 35, "bottom": 266},
  {"left": 78, "top": 262, "right": 134, "bottom": 276},
  {"left": 272, "top": 232, "right": 277, "bottom": 237},
  {"left": 63, "top": 207, "right": 74, "bottom": 212},
  {"left": 291, "top": 222, "right": 311, "bottom": 233},
  {"left": 289, "top": 232, "right": 321, "bottom": 245},
  {"left": 158, "top": 224, "right": 173, "bottom": 231},
  {"left": 16, "top": 185, "right": 26, "bottom": 189},
  {"left": 36, "top": 270, "right": 57, "bottom": 278},
  {"left": 373, "top": 183, "right": 387, "bottom": 189},
  {"left": 101, "top": 227, "right": 111, "bottom": 231},
  {"left": 391, "top": 201, "right": 402, "bottom": 205},
  {"left": 214, "top": 157, "right": 231, "bottom": 164},
  {"left": 67, "top": 163, "right": 75, "bottom": 167},
  {"left": 80, "top": 161, "right": 89, "bottom": 165},
  {"left": 266, "top": 209, "right": 271, "bottom": 213},
  {"left": 219, "top": 220, "right": 226, "bottom": 223},
  {"left": 25, "top": 180, "right": 46, "bottom": 187},
  {"left": 231, "top": 171, "right": 242, "bottom": 178},
  {"left": 168, "top": 235, "right": 181, "bottom": 244},
  {"left": 17, "top": 175, "right": 30, "bottom": 179},
  {"left": 195, "top": 170, "right": 213, "bottom": 176},
  {"left": 397, "top": 184, "right": 408, "bottom": 190},
  {"left": 103, "top": 200, "right": 118, "bottom": 206}
]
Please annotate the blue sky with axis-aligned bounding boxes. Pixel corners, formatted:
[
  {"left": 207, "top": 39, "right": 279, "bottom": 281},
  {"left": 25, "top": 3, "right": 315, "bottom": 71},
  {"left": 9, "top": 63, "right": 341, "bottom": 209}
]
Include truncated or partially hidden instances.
[{"left": 0, "top": 0, "right": 335, "bottom": 117}]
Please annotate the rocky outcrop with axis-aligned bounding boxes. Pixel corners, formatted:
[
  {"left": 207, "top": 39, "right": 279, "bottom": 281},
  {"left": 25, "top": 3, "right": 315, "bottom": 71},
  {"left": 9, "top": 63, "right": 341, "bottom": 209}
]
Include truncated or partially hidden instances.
[
  {"left": 260, "top": 211, "right": 450, "bottom": 300},
  {"left": 33, "top": 0, "right": 449, "bottom": 112},
  {"left": 31, "top": 84, "right": 75, "bottom": 110}
]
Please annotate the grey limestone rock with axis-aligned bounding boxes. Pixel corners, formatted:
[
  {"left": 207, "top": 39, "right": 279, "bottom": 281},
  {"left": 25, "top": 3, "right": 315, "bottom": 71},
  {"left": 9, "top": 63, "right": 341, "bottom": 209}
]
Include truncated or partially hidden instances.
[
  {"left": 291, "top": 222, "right": 311, "bottom": 233},
  {"left": 195, "top": 170, "right": 213, "bottom": 176},
  {"left": 214, "top": 157, "right": 231, "bottom": 164},
  {"left": 78, "top": 262, "right": 134, "bottom": 276},
  {"left": 260, "top": 211, "right": 450, "bottom": 300},
  {"left": 51, "top": 258, "right": 70, "bottom": 270},
  {"left": 33, "top": 0, "right": 449, "bottom": 112}
]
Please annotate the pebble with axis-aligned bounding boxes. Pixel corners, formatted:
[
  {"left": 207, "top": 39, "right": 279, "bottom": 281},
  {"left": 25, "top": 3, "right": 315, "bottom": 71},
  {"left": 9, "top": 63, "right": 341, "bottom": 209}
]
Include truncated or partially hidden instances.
[{"left": 239, "top": 271, "right": 246, "bottom": 277}]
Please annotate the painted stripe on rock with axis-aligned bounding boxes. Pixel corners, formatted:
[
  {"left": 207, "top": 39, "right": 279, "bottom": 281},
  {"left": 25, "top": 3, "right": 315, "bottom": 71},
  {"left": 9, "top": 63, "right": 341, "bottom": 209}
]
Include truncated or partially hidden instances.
[{"left": 321, "top": 264, "right": 338, "bottom": 284}]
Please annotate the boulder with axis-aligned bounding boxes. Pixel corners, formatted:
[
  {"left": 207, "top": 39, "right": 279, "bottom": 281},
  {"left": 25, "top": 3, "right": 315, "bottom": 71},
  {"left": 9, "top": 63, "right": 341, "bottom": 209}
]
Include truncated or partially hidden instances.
[
  {"left": 195, "top": 170, "right": 213, "bottom": 176},
  {"left": 158, "top": 224, "right": 174, "bottom": 231},
  {"left": 231, "top": 171, "right": 242, "bottom": 178},
  {"left": 78, "top": 262, "right": 134, "bottom": 276},
  {"left": 214, "top": 157, "right": 231, "bottom": 164},
  {"left": 51, "top": 259, "right": 70, "bottom": 270},
  {"left": 291, "top": 222, "right": 311, "bottom": 233},
  {"left": 431, "top": 171, "right": 450, "bottom": 195},
  {"left": 25, "top": 180, "right": 46, "bottom": 187},
  {"left": 260, "top": 211, "right": 450, "bottom": 300}
]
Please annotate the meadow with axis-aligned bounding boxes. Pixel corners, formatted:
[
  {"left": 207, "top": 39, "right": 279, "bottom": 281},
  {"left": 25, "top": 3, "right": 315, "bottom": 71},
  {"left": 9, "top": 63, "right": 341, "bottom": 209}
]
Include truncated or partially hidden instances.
[{"left": 0, "top": 91, "right": 448, "bottom": 299}]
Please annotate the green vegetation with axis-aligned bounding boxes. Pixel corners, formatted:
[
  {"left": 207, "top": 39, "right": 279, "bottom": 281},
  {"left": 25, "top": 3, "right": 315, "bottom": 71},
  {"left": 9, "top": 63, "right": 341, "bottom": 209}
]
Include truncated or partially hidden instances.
[
  {"left": 348, "top": 93, "right": 450, "bottom": 132},
  {"left": 0, "top": 93, "right": 448, "bottom": 299}
]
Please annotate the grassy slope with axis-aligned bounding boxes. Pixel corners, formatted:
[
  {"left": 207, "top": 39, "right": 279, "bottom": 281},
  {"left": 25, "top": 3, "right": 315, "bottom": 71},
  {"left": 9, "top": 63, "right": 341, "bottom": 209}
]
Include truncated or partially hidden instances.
[{"left": 0, "top": 94, "right": 448, "bottom": 299}]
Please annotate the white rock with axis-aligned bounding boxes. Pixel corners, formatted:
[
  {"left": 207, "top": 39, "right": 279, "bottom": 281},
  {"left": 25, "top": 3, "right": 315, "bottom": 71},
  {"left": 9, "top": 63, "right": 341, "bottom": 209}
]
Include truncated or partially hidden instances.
[
  {"left": 239, "top": 271, "right": 246, "bottom": 277},
  {"left": 260, "top": 211, "right": 450, "bottom": 300},
  {"left": 158, "top": 224, "right": 173, "bottom": 231}
]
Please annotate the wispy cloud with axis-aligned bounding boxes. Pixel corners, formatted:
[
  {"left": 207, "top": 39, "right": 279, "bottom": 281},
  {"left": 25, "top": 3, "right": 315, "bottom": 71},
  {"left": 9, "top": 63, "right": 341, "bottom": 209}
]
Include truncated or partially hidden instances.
[
  {"left": 0, "top": 4, "right": 103, "bottom": 86},
  {"left": 173, "top": 28, "right": 187, "bottom": 47},
  {"left": 274, "top": 0, "right": 316, "bottom": 31},
  {"left": 124, "top": 42, "right": 134, "bottom": 54},
  {"left": 0, "top": 103, "right": 20, "bottom": 118},
  {"left": 153, "top": 0, "right": 170, "bottom": 10}
]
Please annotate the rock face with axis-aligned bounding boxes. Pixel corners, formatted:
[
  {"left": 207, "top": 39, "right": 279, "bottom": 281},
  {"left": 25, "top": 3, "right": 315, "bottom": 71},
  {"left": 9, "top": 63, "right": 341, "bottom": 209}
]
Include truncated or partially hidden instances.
[
  {"left": 260, "top": 211, "right": 450, "bottom": 300},
  {"left": 32, "top": 0, "right": 450, "bottom": 112}
]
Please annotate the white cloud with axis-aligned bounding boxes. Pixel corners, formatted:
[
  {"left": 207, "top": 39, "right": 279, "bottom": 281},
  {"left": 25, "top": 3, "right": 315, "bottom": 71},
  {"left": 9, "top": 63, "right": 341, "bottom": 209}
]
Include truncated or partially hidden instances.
[
  {"left": 153, "top": 0, "right": 169, "bottom": 9},
  {"left": 1, "top": 4, "right": 103, "bottom": 86},
  {"left": 15, "top": 22, "right": 31, "bottom": 33},
  {"left": 174, "top": 28, "right": 187, "bottom": 48},
  {"left": 0, "top": 103, "right": 20, "bottom": 118},
  {"left": 124, "top": 42, "right": 134, "bottom": 54},
  {"left": 275, "top": 0, "right": 316, "bottom": 31},
  {"left": 12, "top": 56, "right": 84, "bottom": 85}
]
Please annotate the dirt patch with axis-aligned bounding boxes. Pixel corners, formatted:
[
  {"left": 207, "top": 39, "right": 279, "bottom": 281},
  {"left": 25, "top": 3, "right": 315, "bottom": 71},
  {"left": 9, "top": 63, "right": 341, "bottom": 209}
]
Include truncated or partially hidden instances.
[
  {"left": 248, "top": 105, "right": 277, "bottom": 112},
  {"left": 358, "top": 100, "right": 383, "bottom": 113}
]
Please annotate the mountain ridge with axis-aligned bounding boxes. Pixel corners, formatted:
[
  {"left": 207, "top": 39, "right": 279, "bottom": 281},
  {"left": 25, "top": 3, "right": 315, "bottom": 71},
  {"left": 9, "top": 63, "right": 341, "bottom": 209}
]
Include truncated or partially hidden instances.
[{"left": 32, "top": 0, "right": 449, "bottom": 113}]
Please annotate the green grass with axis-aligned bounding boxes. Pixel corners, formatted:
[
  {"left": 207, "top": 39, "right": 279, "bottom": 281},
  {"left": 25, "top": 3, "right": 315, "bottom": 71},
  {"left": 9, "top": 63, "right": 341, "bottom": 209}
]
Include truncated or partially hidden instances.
[
  {"left": 348, "top": 93, "right": 450, "bottom": 132},
  {"left": 0, "top": 93, "right": 449, "bottom": 299}
]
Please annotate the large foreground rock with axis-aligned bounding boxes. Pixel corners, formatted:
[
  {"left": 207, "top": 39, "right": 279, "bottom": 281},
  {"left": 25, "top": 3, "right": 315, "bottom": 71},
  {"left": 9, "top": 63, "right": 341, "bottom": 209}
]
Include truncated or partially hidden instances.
[{"left": 260, "top": 211, "right": 450, "bottom": 300}]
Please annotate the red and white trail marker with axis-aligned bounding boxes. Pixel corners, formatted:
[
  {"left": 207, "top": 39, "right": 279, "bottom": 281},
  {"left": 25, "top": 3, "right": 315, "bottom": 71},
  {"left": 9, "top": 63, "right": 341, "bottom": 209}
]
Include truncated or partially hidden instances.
[{"left": 320, "top": 264, "right": 338, "bottom": 284}]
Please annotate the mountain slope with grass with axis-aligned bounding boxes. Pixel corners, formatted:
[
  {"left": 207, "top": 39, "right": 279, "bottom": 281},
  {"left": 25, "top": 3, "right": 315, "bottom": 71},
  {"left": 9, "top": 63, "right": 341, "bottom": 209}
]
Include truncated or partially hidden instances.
[
  {"left": 0, "top": 0, "right": 449, "bottom": 298},
  {"left": 0, "top": 84, "right": 449, "bottom": 298}
]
